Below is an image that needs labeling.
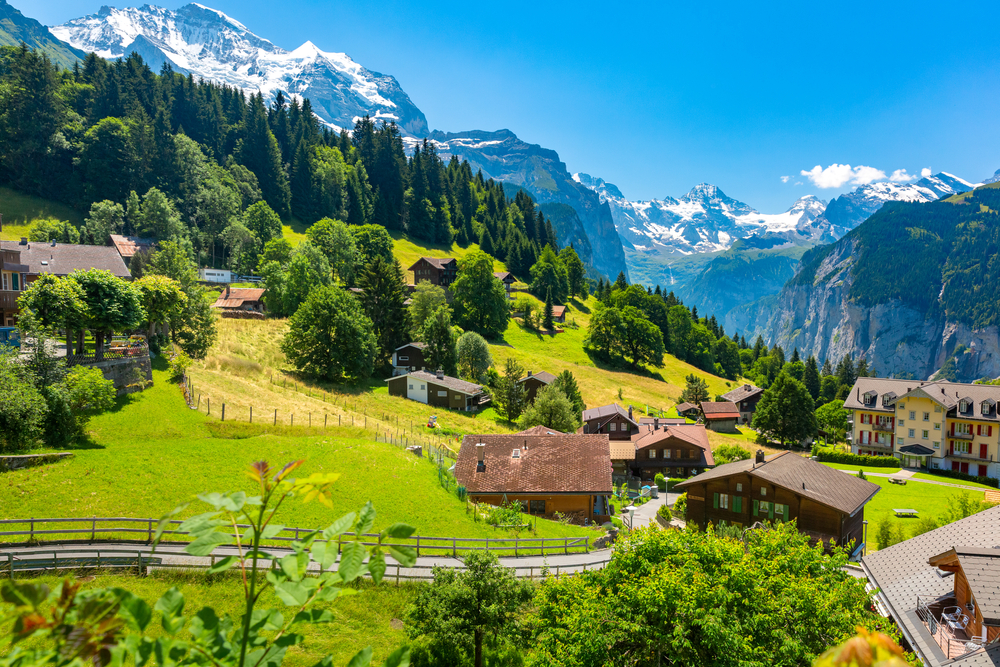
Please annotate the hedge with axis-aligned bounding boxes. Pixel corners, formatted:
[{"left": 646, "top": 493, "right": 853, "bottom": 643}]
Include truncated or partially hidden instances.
[
  {"left": 928, "top": 468, "right": 999, "bottom": 488},
  {"left": 666, "top": 478, "right": 686, "bottom": 491},
  {"left": 815, "top": 450, "right": 900, "bottom": 468}
]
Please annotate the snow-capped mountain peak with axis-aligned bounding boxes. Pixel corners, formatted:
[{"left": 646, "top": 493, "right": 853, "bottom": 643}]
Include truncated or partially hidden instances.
[{"left": 51, "top": 3, "right": 427, "bottom": 135}]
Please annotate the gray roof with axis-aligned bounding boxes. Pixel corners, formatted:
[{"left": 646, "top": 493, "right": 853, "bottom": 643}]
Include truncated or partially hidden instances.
[
  {"left": 722, "top": 383, "right": 764, "bottom": 403},
  {"left": 395, "top": 342, "right": 427, "bottom": 351},
  {"left": 845, "top": 377, "right": 1000, "bottom": 421},
  {"left": 955, "top": 548, "right": 1000, "bottom": 624},
  {"left": 1, "top": 240, "right": 131, "bottom": 279},
  {"left": 388, "top": 370, "right": 482, "bottom": 396},
  {"left": 862, "top": 506, "right": 1000, "bottom": 667},
  {"left": 675, "top": 451, "right": 880, "bottom": 516},
  {"left": 899, "top": 444, "right": 936, "bottom": 456},
  {"left": 581, "top": 403, "right": 636, "bottom": 425},
  {"left": 519, "top": 371, "right": 557, "bottom": 385}
]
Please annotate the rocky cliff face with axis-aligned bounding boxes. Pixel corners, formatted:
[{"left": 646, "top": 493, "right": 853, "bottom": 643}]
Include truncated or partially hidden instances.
[{"left": 732, "top": 237, "right": 1000, "bottom": 382}]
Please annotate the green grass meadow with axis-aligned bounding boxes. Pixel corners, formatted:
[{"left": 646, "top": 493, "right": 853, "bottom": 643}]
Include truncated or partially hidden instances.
[{"left": 0, "top": 186, "right": 84, "bottom": 241}]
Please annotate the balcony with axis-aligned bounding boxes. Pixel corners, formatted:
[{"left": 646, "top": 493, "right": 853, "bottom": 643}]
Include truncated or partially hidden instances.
[
  {"left": 950, "top": 431, "right": 974, "bottom": 441},
  {"left": 0, "top": 290, "right": 19, "bottom": 311},
  {"left": 916, "top": 594, "right": 986, "bottom": 661},
  {"left": 873, "top": 423, "right": 894, "bottom": 433},
  {"left": 947, "top": 449, "right": 992, "bottom": 462}
]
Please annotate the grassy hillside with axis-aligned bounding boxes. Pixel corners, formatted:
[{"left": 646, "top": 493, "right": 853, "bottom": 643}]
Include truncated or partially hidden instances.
[
  {"left": 0, "top": 186, "right": 84, "bottom": 241},
  {"left": 391, "top": 232, "right": 507, "bottom": 282}
]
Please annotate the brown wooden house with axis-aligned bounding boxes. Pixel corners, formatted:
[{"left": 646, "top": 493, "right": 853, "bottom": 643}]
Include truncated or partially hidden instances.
[
  {"left": 629, "top": 422, "right": 714, "bottom": 480},
  {"left": 551, "top": 305, "right": 567, "bottom": 323},
  {"left": 722, "top": 383, "right": 765, "bottom": 425},
  {"left": 675, "top": 402, "right": 699, "bottom": 419},
  {"left": 454, "top": 433, "right": 613, "bottom": 523},
  {"left": 928, "top": 547, "right": 1000, "bottom": 647},
  {"left": 210, "top": 287, "right": 266, "bottom": 314},
  {"left": 386, "top": 370, "right": 485, "bottom": 411},
  {"left": 676, "top": 450, "right": 880, "bottom": 554},
  {"left": 582, "top": 404, "right": 639, "bottom": 440},
  {"left": 409, "top": 257, "right": 457, "bottom": 287},
  {"left": 493, "top": 271, "right": 515, "bottom": 295},
  {"left": 392, "top": 342, "right": 427, "bottom": 375},
  {"left": 700, "top": 401, "right": 741, "bottom": 433},
  {"left": 518, "top": 370, "right": 557, "bottom": 402}
]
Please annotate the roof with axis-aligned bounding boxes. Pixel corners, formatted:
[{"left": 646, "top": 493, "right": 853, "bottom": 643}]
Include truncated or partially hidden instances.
[
  {"left": 1, "top": 240, "right": 131, "bottom": 278},
  {"left": 581, "top": 403, "right": 637, "bottom": 426},
  {"left": 493, "top": 271, "right": 514, "bottom": 281},
  {"left": 409, "top": 256, "right": 456, "bottom": 271},
  {"left": 899, "top": 443, "right": 936, "bottom": 456},
  {"left": 387, "top": 370, "right": 483, "bottom": 396},
  {"left": 552, "top": 305, "right": 567, "bottom": 317},
  {"left": 952, "top": 548, "right": 1000, "bottom": 624},
  {"left": 675, "top": 451, "right": 880, "bottom": 516},
  {"left": 676, "top": 402, "right": 698, "bottom": 413},
  {"left": 519, "top": 371, "right": 557, "bottom": 385},
  {"left": 609, "top": 440, "right": 636, "bottom": 460},
  {"left": 638, "top": 417, "right": 688, "bottom": 426},
  {"left": 631, "top": 423, "right": 714, "bottom": 465},
  {"left": 722, "top": 384, "right": 764, "bottom": 403},
  {"left": 516, "top": 425, "right": 565, "bottom": 436},
  {"left": 211, "top": 288, "right": 265, "bottom": 309},
  {"left": 700, "top": 401, "right": 740, "bottom": 420},
  {"left": 845, "top": 377, "right": 1000, "bottom": 421},
  {"left": 109, "top": 234, "right": 156, "bottom": 258},
  {"left": 455, "top": 434, "right": 612, "bottom": 494},
  {"left": 395, "top": 342, "right": 427, "bottom": 351},
  {"left": 862, "top": 507, "right": 1000, "bottom": 667}
]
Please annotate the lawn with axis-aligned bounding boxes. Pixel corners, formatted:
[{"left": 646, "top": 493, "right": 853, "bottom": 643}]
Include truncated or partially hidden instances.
[
  {"left": 0, "top": 186, "right": 84, "bottom": 241},
  {"left": 819, "top": 462, "right": 997, "bottom": 490},
  {"left": 0, "top": 571, "right": 417, "bottom": 666},
  {"left": 0, "top": 361, "right": 595, "bottom": 549}
]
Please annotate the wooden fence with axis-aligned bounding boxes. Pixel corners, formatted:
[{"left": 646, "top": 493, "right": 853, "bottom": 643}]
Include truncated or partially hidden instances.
[{"left": 0, "top": 517, "right": 590, "bottom": 557}]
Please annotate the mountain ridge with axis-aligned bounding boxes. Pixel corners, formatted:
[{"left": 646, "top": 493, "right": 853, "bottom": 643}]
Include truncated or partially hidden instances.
[{"left": 0, "top": 0, "right": 86, "bottom": 69}]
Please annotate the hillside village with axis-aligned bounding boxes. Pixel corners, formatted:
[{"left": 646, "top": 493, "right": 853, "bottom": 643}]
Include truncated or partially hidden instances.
[{"left": 1, "top": 24, "right": 1000, "bottom": 667}]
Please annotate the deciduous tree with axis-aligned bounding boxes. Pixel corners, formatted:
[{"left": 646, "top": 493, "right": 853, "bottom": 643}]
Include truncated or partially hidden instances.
[
  {"left": 518, "top": 385, "right": 578, "bottom": 432},
  {"left": 456, "top": 331, "right": 492, "bottom": 383},
  {"left": 753, "top": 371, "right": 818, "bottom": 447},
  {"left": 356, "top": 256, "right": 409, "bottom": 372},
  {"left": 282, "top": 285, "right": 376, "bottom": 382},
  {"left": 452, "top": 250, "right": 509, "bottom": 339},
  {"left": 419, "top": 306, "right": 458, "bottom": 377}
]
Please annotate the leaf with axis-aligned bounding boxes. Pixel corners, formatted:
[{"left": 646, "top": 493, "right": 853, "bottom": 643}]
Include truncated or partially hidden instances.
[
  {"left": 293, "top": 609, "right": 334, "bottom": 624},
  {"left": 177, "top": 511, "right": 224, "bottom": 537},
  {"left": 338, "top": 542, "right": 366, "bottom": 583},
  {"left": 206, "top": 555, "right": 238, "bottom": 574},
  {"left": 381, "top": 523, "right": 415, "bottom": 540},
  {"left": 368, "top": 551, "right": 386, "bottom": 585},
  {"left": 124, "top": 636, "right": 155, "bottom": 667},
  {"left": 346, "top": 647, "right": 373, "bottom": 667},
  {"left": 274, "top": 581, "right": 311, "bottom": 607},
  {"left": 383, "top": 647, "right": 411, "bottom": 667},
  {"left": 152, "top": 504, "right": 188, "bottom": 545},
  {"left": 118, "top": 594, "right": 152, "bottom": 632},
  {"left": 310, "top": 541, "right": 337, "bottom": 570},
  {"left": 260, "top": 524, "right": 285, "bottom": 540},
  {"left": 185, "top": 532, "right": 232, "bottom": 557},
  {"left": 387, "top": 545, "right": 417, "bottom": 568},
  {"left": 196, "top": 492, "right": 227, "bottom": 511},
  {"left": 187, "top": 607, "right": 220, "bottom": 639},
  {"left": 279, "top": 552, "right": 309, "bottom": 582},
  {"left": 0, "top": 581, "right": 50, "bottom": 609},
  {"left": 322, "top": 512, "right": 356, "bottom": 540},
  {"left": 153, "top": 588, "right": 185, "bottom": 634},
  {"left": 355, "top": 502, "right": 376, "bottom": 534},
  {"left": 273, "top": 460, "right": 304, "bottom": 482}
]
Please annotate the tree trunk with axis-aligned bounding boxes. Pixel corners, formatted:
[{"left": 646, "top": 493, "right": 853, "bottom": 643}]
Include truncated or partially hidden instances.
[
  {"left": 96, "top": 330, "right": 105, "bottom": 361},
  {"left": 474, "top": 629, "right": 483, "bottom": 667},
  {"left": 76, "top": 330, "right": 85, "bottom": 355},
  {"left": 66, "top": 329, "right": 73, "bottom": 357}
]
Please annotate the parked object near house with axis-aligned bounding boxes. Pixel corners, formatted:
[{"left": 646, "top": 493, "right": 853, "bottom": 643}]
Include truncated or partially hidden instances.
[
  {"left": 409, "top": 257, "right": 457, "bottom": 287},
  {"left": 493, "top": 271, "right": 515, "bottom": 295},
  {"left": 1, "top": 238, "right": 131, "bottom": 326},
  {"left": 551, "top": 305, "right": 567, "bottom": 323},
  {"left": 582, "top": 403, "right": 639, "bottom": 439},
  {"left": 722, "top": 383, "right": 765, "bottom": 425},
  {"left": 626, "top": 420, "right": 714, "bottom": 481},
  {"left": 862, "top": 506, "right": 1000, "bottom": 666},
  {"left": 392, "top": 342, "right": 427, "bottom": 376},
  {"left": 454, "top": 433, "right": 613, "bottom": 523},
  {"left": 198, "top": 268, "right": 233, "bottom": 283},
  {"left": 109, "top": 234, "right": 156, "bottom": 267},
  {"left": 699, "top": 401, "right": 741, "bottom": 433},
  {"left": 845, "top": 377, "right": 1000, "bottom": 478},
  {"left": 518, "top": 370, "right": 557, "bottom": 403},
  {"left": 676, "top": 450, "right": 879, "bottom": 555},
  {"left": 210, "top": 287, "right": 266, "bottom": 314},
  {"left": 386, "top": 369, "right": 487, "bottom": 411}
]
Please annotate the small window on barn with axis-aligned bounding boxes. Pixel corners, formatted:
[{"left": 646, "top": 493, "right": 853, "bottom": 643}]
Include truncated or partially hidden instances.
[
  {"left": 437, "top": 391, "right": 447, "bottom": 397},
  {"left": 420, "top": 384, "right": 425, "bottom": 390},
  {"left": 398, "top": 356, "right": 408, "bottom": 362},
  {"left": 511, "top": 449, "right": 520, "bottom": 459},
  {"left": 530, "top": 500, "right": 545, "bottom": 514},
  {"left": 609, "top": 423, "right": 617, "bottom": 431},
  {"left": 736, "top": 483, "right": 743, "bottom": 492},
  {"left": 760, "top": 488, "right": 767, "bottom": 497},
  {"left": 408, "top": 384, "right": 413, "bottom": 390},
  {"left": 649, "top": 449, "right": 657, "bottom": 459}
]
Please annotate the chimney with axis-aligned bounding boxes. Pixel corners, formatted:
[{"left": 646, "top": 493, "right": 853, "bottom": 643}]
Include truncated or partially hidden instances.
[
  {"left": 744, "top": 384, "right": 751, "bottom": 390},
  {"left": 19, "top": 237, "right": 27, "bottom": 245},
  {"left": 628, "top": 405, "right": 633, "bottom": 420},
  {"left": 654, "top": 418, "right": 659, "bottom": 430},
  {"left": 527, "top": 370, "right": 532, "bottom": 377},
  {"left": 226, "top": 286, "right": 231, "bottom": 298},
  {"left": 436, "top": 369, "right": 444, "bottom": 380},
  {"left": 476, "top": 443, "right": 486, "bottom": 472},
  {"left": 50, "top": 239, "right": 56, "bottom": 247},
  {"left": 755, "top": 449, "right": 766, "bottom": 465}
]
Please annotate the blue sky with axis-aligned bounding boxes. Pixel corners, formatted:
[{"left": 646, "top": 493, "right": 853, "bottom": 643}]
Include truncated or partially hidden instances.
[{"left": 25, "top": 0, "right": 1000, "bottom": 211}]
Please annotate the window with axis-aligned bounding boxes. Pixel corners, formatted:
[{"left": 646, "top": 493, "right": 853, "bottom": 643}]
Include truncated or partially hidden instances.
[
  {"left": 898, "top": 438, "right": 904, "bottom": 445},
  {"left": 674, "top": 450, "right": 681, "bottom": 459},
  {"left": 1, "top": 273, "right": 5, "bottom": 291},
  {"left": 529, "top": 500, "right": 545, "bottom": 514},
  {"left": 934, "top": 423, "right": 940, "bottom": 430},
  {"left": 397, "top": 355, "right": 408, "bottom": 362},
  {"left": 863, "top": 392, "right": 876, "bottom": 406},
  {"left": 899, "top": 419, "right": 905, "bottom": 426},
  {"left": 898, "top": 403, "right": 905, "bottom": 409},
  {"left": 736, "top": 483, "right": 743, "bottom": 492},
  {"left": 922, "top": 430, "right": 929, "bottom": 439},
  {"left": 956, "top": 423, "right": 973, "bottom": 436},
  {"left": 923, "top": 412, "right": 930, "bottom": 421},
  {"left": 519, "top": 501, "right": 529, "bottom": 512},
  {"left": 720, "top": 493, "right": 729, "bottom": 510},
  {"left": 934, "top": 441, "right": 940, "bottom": 449},
  {"left": 954, "top": 441, "right": 971, "bottom": 455},
  {"left": 455, "top": 395, "right": 461, "bottom": 400},
  {"left": 649, "top": 449, "right": 657, "bottom": 459},
  {"left": 408, "top": 384, "right": 413, "bottom": 390},
  {"left": 10, "top": 273, "right": 17, "bottom": 291},
  {"left": 609, "top": 423, "right": 617, "bottom": 431},
  {"left": 935, "top": 405, "right": 941, "bottom": 413},
  {"left": 758, "top": 501, "right": 771, "bottom": 516},
  {"left": 960, "top": 400, "right": 970, "bottom": 413},
  {"left": 909, "top": 429, "right": 915, "bottom": 438},
  {"left": 774, "top": 503, "right": 786, "bottom": 521},
  {"left": 760, "top": 487, "right": 767, "bottom": 497},
  {"left": 664, "top": 449, "right": 671, "bottom": 459},
  {"left": 909, "top": 411, "right": 916, "bottom": 420},
  {"left": 437, "top": 391, "right": 447, "bottom": 397},
  {"left": 420, "top": 384, "right": 425, "bottom": 390}
]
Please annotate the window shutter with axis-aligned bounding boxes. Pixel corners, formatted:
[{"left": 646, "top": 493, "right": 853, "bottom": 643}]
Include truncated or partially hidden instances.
[
  {"left": 950, "top": 441, "right": 954, "bottom": 455},
  {"left": 951, "top": 423, "right": 955, "bottom": 436},
  {"left": 990, "top": 426, "right": 994, "bottom": 437},
  {"left": 769, "top": 503, "right": 775, "bottom": 520},
  {"left": 978, "top": 425, "right": 982, "bottom": 436},
  {"left": 981, "top": 444, "right": 988, "bottom": 459},
  {"left": 735, "top": 496, "right": 742, "bottom": 513},
  {"left": 783, "top": 505, "right": 789, "bottom": 522},
  {"left": 753, "top": 499, "right": 759, "bottom": 516},
  {"left": 713, "top": 493, "right": 719, "bottom": 509}
]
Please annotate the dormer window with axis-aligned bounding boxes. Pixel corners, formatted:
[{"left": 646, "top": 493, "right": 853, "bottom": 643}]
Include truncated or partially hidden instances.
[
  {"left": 863, "top": 391, "right": 877, "bottom": 406},
  {"left": 982, "top": 400, "right": 996, "bottom": 415},
  {"left": 959, "top": 399, "right": 970, "bottom": 413},
  {"left": 511, "top": 449, "right": 520, "bottom": 459}
]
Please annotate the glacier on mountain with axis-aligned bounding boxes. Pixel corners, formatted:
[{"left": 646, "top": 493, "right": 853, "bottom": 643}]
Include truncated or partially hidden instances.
[{"left": 51, "top": 3, "right": 428, "bottom": 135}]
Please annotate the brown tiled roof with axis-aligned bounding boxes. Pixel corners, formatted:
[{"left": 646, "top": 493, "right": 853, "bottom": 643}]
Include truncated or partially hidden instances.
[
  {"left": 722, "top": 384, "right": 764, "bottom": 403},
  {"left": 951, "top": 548, "right": 1000, "bottom": 624},
  {"left": 700, "top": 401, "right": 740, "bottom": 419},
  {"left": 638, "top": 417, "right": 688, "bottom": 425},
  {"left": 862, "top": 507, "right": 1000, "bottom": 667},
  {"left": 609, "top": 440, "right": 636, "bottom": 460},
  {"left": 845, "top": 377, "right": 1000, "bottom": 421},
  {"left": 676, "top": 402, "right": 697, "bottom": 413},
  {"left": 551, "top": 305, "right": 567, "bottom": 317},
  {"left": 109, "top": 234, "right": 156, "bottom": 258},
  {"left": 519, "top": 371, "right": 557, "bottom": 385},
  {"left": 632, "top": 423, "right": 714, "bottom": 465},
  {"left": 389, "top": 370, "right": 482, "bottom": 396},
  {"left": 1, "top": 240, "right": 130, "bottom": 278},
  {"left": 455, "top": 434, "right": 612, "bottom": 494},
  {"left": 409, "top": 256, "right": 455, "bottom": 271},
  {"left": 516, "top": 425, "right": 565, "bottom": 436},
  {"left": 582, "top": 403, "right": 636, "bottom": 425},
  {"left": 493, "top": 271, "right": 514, "bottom": 282},
  {"left": 211, "top": 288, "right": 265, "bottom": 309},
  {"left": 675, "top": 451, "right": 879, "bottom": 515}
]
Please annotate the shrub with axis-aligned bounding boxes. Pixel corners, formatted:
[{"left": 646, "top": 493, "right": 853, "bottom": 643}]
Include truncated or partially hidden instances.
[
  {"left": 654, "top": 473, "right": 666, "bottom": 492},
  {"left": 666, "top": 478, "right": 686, "bottom": 491},
  {"left": 929, "top": 467, "right": 999, "bottom": 488},
  {"left": 484, "top": 501, "right": 525, "bottom": 527},
  {"left": 910, "top": 515, "right": 940, "bottom": 538},
  {"left": 672, "top": 492, "right": 688, "bottom": 519},
  {"left": 657, "top": 503, "right": 671, "bottom": 521},
  {"left": 714, "top": 443, "right": 752, "bottom": 465},
  {"left": 456, "top": 485, "right": 467, "bottom": 502},
  {"left": 816, "top": 450, "right": 900, "bottom": 468},
  {"left": 168, "top": 349, "right": 192, "bottom": 381},
  {"left": 857, "top": 469, "right": 867, "bottom": 480}
]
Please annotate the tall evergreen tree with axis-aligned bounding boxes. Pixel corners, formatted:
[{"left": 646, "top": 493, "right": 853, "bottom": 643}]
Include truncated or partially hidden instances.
[
  {"left": 543, "top": 287, "right": 554, "bottom": 330},
  {"left": 804, "top": 356, "right": 821, "bottom": 401}
]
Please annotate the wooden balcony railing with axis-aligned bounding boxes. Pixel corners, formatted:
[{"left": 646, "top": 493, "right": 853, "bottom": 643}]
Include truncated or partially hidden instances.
[{"left": 950, "top": 431, "right": 974, "bottom": 441}]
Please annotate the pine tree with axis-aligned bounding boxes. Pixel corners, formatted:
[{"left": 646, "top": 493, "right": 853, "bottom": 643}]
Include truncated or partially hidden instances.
[
  {"left": 822, "top": 358, "right": 833, "bottom": 376},
  {"left": 613, "top": 272, "right": 628, "bottom": 291},
  {"left": 791, "top": 347, "right": 801, "bottom": 363},
  {"left": 544, "top": 287, "right": 554, "bottom": 330},
  {"left": 753, "top": 336, "right": 766, "bottom": 361},
  {"left": 290, "top": 139, "right": 313, "bottom": 222},
  {"left": 240, "top": 94, "right": 291, "bottom": 217},
  {"left": 479, "top": 227, "right": 495, "bottom": 257},
  {"left": 804, "top": 356, "right": 821, "bottom": 401}
]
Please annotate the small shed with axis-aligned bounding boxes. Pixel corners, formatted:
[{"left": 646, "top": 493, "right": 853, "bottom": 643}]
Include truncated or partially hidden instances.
[
  {"left": 518, "top": 370, "right": 557, "bottom": 402},
  {"left": 700, "top": 401, "right": 741, "bottom": 433}
]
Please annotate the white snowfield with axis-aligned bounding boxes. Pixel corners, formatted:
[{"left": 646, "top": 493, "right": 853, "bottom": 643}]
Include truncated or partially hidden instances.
[{"left": 51, "top": 3, "right": 427, "bottom": 135}]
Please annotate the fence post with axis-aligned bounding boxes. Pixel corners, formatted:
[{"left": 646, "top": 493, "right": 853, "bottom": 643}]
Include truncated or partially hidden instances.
[
  {"left": 515, "top": 538, "right": 518, "bottom": 558},
  {"left": 291, "top": 414, "right": 294, "bottom": 427},
  {"left": 396, "top": 564, "right": 400, "bottom": 586},
  {"left": 30, "top": 518, "right": 34, "bottom": 542},
  {"left": 91, "top": 517, "right": 96, "bottom": 542},
  {"left": 137, "top": 552, "right": 143, "bottom": 576},
  {"left": 7, "top": 554, "right": 12, "bottom": 579},
  {"left": 147, "top": 519, "right": 152, "bottom": 542},
  {"left": 197, "top": 394, "right": 201, "bottom": 410},
  {"left": 274, "top": 410, "right": 277, "bottom": 425},
  {"left": 250, "top": 406, "right": 253, "bottom": 424},
  {"left": 222, "top": 403, "right": 225, "bottom": 422},
  {"left": 564, "top": 537, "right": 568, "bottom": 555},
  {"left": 416, "top": 535, "right": 420, "bottom": 557},
  {"left": 325, "top": 414, "right": 327, "bottom": 428},
  {"left": 453, "top": 538, "right": 456, "bottom": 558},
  {"left": 309, "top": 413, "right": 311, "bottom": 427},
  {"left": 52, "top": 551, "right": 57, "bottom": 573}
]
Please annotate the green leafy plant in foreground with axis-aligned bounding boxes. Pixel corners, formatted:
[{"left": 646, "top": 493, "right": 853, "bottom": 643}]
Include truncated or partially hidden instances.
[{"left": 0, "top": 460, "right": 417, "bottom": 667}]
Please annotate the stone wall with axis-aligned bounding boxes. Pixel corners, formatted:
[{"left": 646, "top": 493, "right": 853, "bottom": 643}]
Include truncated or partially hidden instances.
[
  {"left": 0, "top": 452, "right": 73, "bottom": 472},
  {"left": 80, "top": 355, "right": 153, "bottom": 396}
]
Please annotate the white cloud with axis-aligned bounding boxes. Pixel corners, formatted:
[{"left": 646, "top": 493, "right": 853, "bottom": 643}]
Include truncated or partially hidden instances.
[
  {"left": 921, "top": 167, "right": 932, "bottom": 177},
  {"left": 889, "top": 169, "right": 917, "bottom": 183},
  {"left": 800, "top": 163, "right": 888, "bottom": 189},
  {"left": 780, "top": 175, "right": 790, "bottom": 183}
]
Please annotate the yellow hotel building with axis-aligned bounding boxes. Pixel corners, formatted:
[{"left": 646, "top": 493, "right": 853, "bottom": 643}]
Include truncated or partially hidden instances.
[{"left": 844, "top": 378, "right": 999, "bottom": 477}]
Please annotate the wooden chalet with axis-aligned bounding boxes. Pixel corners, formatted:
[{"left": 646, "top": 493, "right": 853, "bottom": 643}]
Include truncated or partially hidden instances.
[
  {"left": 582, "top": 403, "right": 639, "bottom": 440},
  {"left": 700, "top": 401, "right": 741, "bottom": 433},
  {"left": 392, "top": 342, "right": 427, "bottom": 376},
  {"left": 627, "top": 420, "right": 713, "bottom": 480},
  {"left": 675, "top": 402, "right": 700, "bottom": 419},
  {"left": 676, "top": 450, "right": 880, "bottom": 554},
  {"left": 109, "top": 234, "right": 156, "bottom": 267},
  {"left": 493, "top": 271, "right": 515, "bottom": 295},
  {"left": 518, "top": 370, "right": 557, "bottom": 402},
  {"left": 551, "top": 305, "right": 567, "bottom": 323},
  {"left": 722, "top": 383, "right": 765, "bottom": 425},
  {"left": 454, "top": 433, "right": 613, "bottom": 523},
  {"left": 409, "top": 257, "right": 457, "bottom": 287},
  {"left": 386, "top": 370, "right": 485, "bottom": 411},
  {"left": 928, "top": 547, "right": 1000, "bottom": 647},
  {"left": 210, "top": 287, "right": 265, "bottom": 315}
]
